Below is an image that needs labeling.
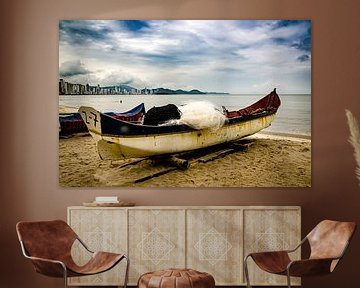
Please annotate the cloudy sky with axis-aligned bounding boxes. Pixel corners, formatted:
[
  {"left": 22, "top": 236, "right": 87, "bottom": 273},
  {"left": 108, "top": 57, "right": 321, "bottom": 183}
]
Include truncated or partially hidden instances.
[{"left": 59, "top": 20, "right": 311, "bottom": 94}]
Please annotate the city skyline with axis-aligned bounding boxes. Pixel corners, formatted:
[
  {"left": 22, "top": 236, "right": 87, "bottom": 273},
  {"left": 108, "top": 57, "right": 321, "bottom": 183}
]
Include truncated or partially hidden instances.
[
  {"left": 58, "top": 78, "right": 215, "bottom": 95},
  {"left": 59, "top": 20, "right": 311, "bottom": 94}
]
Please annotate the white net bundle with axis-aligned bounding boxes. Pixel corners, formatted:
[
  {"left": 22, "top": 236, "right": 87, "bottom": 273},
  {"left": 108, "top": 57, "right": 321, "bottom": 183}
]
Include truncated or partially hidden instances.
[{"left": 177, "top": 101, "right": 227, "bottom": 130}]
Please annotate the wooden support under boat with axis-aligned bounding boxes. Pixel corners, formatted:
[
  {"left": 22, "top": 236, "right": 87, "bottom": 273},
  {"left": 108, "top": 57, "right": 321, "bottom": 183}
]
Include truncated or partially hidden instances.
[
  {"left": 134, "top": 140, "right": 254, "bottom": 183},
  {"left": 167, "top": 156, "right": 190, "bottom": 170}
]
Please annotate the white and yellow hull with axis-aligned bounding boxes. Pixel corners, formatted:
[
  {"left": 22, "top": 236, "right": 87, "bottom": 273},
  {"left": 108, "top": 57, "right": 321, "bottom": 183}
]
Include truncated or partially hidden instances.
[
  {"left": 89, "top": 113, "right": 276, "bottom": 160},
  {"left": 79, "top": 89, "right": 281, "bottom": 160}
]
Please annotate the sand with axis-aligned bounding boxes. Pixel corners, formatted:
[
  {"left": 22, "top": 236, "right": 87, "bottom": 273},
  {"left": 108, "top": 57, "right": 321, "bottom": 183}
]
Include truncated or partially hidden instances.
[{"left": 59, "top": 133, "right": 311, "bottom": 188}]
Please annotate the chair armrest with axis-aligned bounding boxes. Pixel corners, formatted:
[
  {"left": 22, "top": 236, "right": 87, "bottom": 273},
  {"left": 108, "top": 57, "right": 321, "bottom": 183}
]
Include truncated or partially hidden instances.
[
  {"left": 76, "top": 236, "right": 94, "bottom": 253},
  {"left": 19, "top": 240, "right": 67, "bottom": 277},
  {"left": 285, "top": 237, "right": 307, "bottom": 253},
  {"left": 287, "top": 258, "right": 336, "bottom": 277},
  {"left": 25, "top": 255, "right": 65, "bottom": 265},
  {"left": 25, "top": 255, "right": 67, "bottom": 277},
  {"left": 246, "top": 237, "right": 305, "bottom": 258},
  {"left": 247, "top": 250, "right": 290, "bottom": 258}
]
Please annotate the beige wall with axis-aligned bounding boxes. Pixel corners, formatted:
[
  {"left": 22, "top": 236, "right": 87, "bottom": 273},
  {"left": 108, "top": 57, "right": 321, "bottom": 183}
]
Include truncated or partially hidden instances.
[{"left": 1, "top": 0, "right": 360, "bottom": 287}]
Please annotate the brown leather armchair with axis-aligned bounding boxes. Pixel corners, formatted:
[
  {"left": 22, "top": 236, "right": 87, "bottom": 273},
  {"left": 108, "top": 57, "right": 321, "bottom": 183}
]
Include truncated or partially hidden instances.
[
  {"left": 16, "top": 220, "right": 129, "bottom": 288},
  {"left": 244, "top": 220, "right": 356, "bottom": 288}
]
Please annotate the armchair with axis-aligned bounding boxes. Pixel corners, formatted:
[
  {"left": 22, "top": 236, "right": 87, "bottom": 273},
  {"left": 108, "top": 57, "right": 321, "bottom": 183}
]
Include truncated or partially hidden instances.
[
  {"left": 244, "top": 219, "right": 356, "bottom": 288},
  {"left": 16, "top": 220, "right": 129, "bottom": 288}
]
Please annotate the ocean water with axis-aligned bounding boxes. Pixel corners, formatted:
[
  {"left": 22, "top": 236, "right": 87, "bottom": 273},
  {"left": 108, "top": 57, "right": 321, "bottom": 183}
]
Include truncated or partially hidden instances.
[{"left": 59, "top": 94, "right": 311, "bottom": 136}]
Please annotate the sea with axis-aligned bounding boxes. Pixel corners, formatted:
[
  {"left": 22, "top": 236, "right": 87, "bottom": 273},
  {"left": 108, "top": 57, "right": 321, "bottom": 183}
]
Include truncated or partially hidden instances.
[{"left": 59, "top": 94, "right": 311, "bottom": 136}]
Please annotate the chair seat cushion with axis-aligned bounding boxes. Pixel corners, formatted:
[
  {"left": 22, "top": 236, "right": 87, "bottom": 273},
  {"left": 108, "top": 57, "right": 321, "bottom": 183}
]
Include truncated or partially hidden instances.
[{"left": 138, "top": 268, "right": 215, "bottom": 288}]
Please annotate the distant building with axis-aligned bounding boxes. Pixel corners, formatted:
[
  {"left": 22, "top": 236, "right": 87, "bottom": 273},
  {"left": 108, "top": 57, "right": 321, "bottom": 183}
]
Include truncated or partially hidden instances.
[
  {"left": 59, "top": 79, "right": 157, "bottom": 95},
  {"left": 59, "top": 79, "right": 66, "bottom": 94}
]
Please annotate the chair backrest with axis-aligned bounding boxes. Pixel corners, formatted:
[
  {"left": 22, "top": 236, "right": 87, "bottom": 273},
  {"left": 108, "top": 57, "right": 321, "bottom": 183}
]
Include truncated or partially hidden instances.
[
  {"left": 307, "top": 220, "right": 356, "bottom": 261},
  {"left": 16, "top": 220, "right": 77, "bottom": 261}
]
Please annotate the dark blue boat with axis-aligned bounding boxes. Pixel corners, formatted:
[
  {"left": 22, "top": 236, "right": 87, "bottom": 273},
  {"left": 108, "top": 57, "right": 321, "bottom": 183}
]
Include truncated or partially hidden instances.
[{"left": 59, "top": 103, "right": 145, "bottom": 135}]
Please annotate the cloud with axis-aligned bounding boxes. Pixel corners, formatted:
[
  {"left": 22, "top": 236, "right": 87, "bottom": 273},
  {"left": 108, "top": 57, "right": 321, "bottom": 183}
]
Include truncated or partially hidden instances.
[
  {"left": 59, "top": 20, "right": 113, "bottom": 45},
  {"left": 297, "top": 54, "right": 310, "bottom": 62},
  {"left": 59, "top": 60, "right": 91, "bottom": 77},
  {"left": 59, "top": 20, "right": 311, "bottom": 93},
  {"left": 102, "top": 71, "right": 149, "bottom": 88},
  {"left": 59, "top": 61, "right": 148, "bottom": 88},
  {"left": 99, "top": 71, "right": 134, "bottom": 86},
  {"left": 271, "top": 20, "right": 311, "bottom": 52}
]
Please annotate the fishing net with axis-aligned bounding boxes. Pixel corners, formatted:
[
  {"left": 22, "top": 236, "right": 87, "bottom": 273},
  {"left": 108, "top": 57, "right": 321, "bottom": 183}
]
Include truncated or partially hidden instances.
[{"left": 177, "top": 101, "right": 226, "bottom": 130}]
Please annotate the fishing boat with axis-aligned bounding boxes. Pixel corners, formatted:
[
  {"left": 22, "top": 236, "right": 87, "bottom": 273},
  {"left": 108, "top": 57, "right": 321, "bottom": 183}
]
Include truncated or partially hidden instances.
[
  {"left": 79, "top": 89, "right": 281, "bottom": 160},
  {"left": 59, "top": 103, "right": 145, "bottom": 135}
]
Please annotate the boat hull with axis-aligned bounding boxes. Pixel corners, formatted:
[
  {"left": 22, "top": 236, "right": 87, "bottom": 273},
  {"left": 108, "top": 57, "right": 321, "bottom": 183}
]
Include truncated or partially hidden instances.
[
  {"left": 79, "top": 89, "right": 280, "bottom": 160},
  {"left": 88, "top": 113, "right": 276, "bottom": 159}
]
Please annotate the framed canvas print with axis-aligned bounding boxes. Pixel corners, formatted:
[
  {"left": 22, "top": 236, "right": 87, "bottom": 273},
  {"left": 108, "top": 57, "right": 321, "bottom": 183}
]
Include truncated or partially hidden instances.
[{"left": 59, "top": 20, "right": 311, "bottom": 187}]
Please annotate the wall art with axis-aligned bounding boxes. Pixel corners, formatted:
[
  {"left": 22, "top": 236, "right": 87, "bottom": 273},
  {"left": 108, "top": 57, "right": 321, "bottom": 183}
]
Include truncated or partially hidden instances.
[{"left": 59, "top": 20, "right": 311, "bottom": 187}]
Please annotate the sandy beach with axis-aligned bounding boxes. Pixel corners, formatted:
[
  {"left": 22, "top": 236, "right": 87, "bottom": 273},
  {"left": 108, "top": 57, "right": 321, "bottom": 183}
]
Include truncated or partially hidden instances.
[{"left": 59, "top": 132, "right": 311, "bottom": 188}]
